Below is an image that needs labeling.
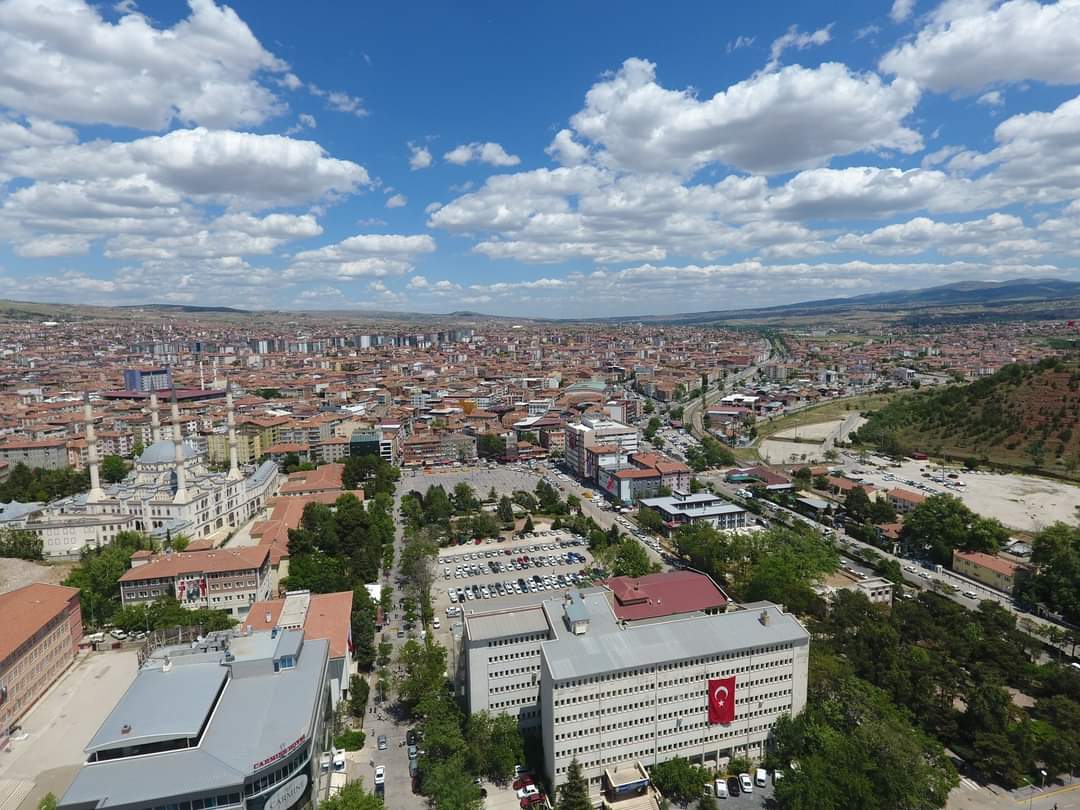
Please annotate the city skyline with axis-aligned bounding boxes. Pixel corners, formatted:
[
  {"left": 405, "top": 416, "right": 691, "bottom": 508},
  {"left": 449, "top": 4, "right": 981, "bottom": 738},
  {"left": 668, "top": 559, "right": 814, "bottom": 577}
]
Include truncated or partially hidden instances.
[{"left": 3, "top": 0, "right": 1080, "bottom": 316}]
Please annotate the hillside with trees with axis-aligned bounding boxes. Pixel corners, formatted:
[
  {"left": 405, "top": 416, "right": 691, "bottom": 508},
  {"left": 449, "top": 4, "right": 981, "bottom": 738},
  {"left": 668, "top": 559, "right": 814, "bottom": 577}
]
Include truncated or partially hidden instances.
[{"left": 851, "top": 359, "right": 1080, "bottom": 479}]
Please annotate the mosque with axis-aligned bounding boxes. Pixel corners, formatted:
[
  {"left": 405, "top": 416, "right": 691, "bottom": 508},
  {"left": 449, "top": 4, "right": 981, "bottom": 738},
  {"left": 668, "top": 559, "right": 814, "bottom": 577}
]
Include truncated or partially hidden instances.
[{"left": 25, "top": 387, "right": 280, "bottom": 558}]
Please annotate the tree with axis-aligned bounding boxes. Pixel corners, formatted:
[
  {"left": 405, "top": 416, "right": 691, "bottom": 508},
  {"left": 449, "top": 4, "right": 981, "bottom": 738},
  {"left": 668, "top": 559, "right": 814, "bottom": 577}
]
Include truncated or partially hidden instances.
[
  {"left": 1014, "top": 522, "right": 1080, "bottom": 625},
  {"left": 285, "top": 551, "right": 351, "bottom": 593},
  {"left": 644, "top": 416, "right": 662, "bottom": 441},
  {"left": 0, "top": 528, "right": 43, "bottom": 561},
  {"left": 558, "top": 758, "right": 591, "bottom": 810},
  {"left": 635, "top": 507, "right": 665, "bottom": 534},
  {"left": 867, "top": 497, "right": 898, "bottom": 524},
  {"left": 793, "top": 466, "right": 813, "bottom": 488},
  {"left": 100, "top": 454, "right": 129, "bottom": 483},
  {"left": 452, "top": 482, "right": 480, "bottom": 514},
  {"left": 0, "top": 463, "right": 90, "bottom": 504},
  {"left": 348, "top": 674, "right": 370, "bottom": 717},
  {"left": 37, "top": 794, "right": 57, "bottom": 810},
  {"left": 845, "top": 486, "right": 872, "bottom": 522},
  {"left": 521, "top": 515, "right": 534, "bottom": 534},
  {"left": 465, "top": 711, "right": 522, "bottom": 783},
  {"left": 497, "top": 496, "right": 515, "bottom": 525},
  {"left": 611, "top": 539, "right": 658, "bottom": 578},
  {"left": 649, "top": 757, "right": 711, "bottom": 805},
  {"left": 477, "top": 433, "right": 505, "bottom": 459},
  {"left": 566, "top": 493, "right": 581, "bottom": 513},
  {"left": 812, "top": 474, "right": 830, "bottom": 490},
  {"left": 421, "top": 753, "right": 483, "bottom": 810},
  {"left": 317, "top": 782, "right": 384, "bottom": 810},
  {"left": 901, "top": 494, "right": 1008, "bottom": 565},
  {"left": 63, "top": 531, "right": 155, "bottom": 627},
  {"left": 643, "top": 400, "right": 655, "bottom": 414}
]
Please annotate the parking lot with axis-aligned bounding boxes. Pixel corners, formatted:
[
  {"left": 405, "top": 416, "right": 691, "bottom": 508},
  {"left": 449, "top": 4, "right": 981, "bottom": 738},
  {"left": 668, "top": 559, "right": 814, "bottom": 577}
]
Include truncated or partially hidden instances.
[{"left": 432, "top": 530, "right": 597, "bottom": 628}]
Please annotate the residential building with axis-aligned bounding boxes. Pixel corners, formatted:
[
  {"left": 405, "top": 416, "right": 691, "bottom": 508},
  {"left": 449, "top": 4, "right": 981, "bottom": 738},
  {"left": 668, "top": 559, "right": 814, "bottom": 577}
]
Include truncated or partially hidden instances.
[
  {"left": 952, "top": 550, "right": 1026, "bottom": 594},
  {"left": 123, "top": 367, "right": 173, "bottom": 392},
  {"left": 119, "top": 546, "right": 273, "bottom": 618},
  {"left": 0, "top": 583, "right": 82, "bottom": 739},
  {"left": 59, "top": 628, "right": 334, "bottom": 810},
  {"left": 887, "top": 487, "right": 926, "bottom": 514},
  {"left": 565, "top": 416, "right": 639, "bottom": 481},
  {"left": 0, "top": 438, "right": 70, "bottom": 470}
]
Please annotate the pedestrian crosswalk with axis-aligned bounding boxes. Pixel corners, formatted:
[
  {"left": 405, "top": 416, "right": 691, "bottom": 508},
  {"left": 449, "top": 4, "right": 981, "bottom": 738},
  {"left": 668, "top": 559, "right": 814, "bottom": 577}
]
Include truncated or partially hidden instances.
[{"left": 959, "top": 776, "right": 981, "bottom": 791}]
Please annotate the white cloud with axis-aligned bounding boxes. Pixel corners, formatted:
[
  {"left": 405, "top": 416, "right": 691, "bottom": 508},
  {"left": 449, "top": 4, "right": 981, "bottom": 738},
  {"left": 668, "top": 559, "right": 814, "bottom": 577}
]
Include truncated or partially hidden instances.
[
  {"left": 890, "top": 0, "right": 916, "bottom": 23},
  {"left": 408, "top": 142, "right": 433, "bottom": 170},
  {"left": 881, "top": 0, "right": 1080, "bottom": 93},
  {"left": 386, "top": 193, "right": 408, "bottom": 208},
  {"left": 766, "top": 23, "right": 833, "bottom": 71},
  {"left": 1, "top": 127, "right": 371, "bottom": 208},
  {"left": 727, "top": 35, "right": 756, "bottom": 53},
  {"left": 284, "top": 233, "right": 436, "bottom": 281},
  {"left": 977, "top": 90, "right": 1005, "bottom": 107},
  {"left": 545, "top": 129, "right": 589, "bottom": 167},
  {"left": 0, "top": 0, "right": 289, "bottom": 129},
  {"left": 407, "top": 275, "right": 429, "bottom": 289},
  {"left": 563, "top": 58, "right": 921, "bottom": 174},
  {"left": 14, "top": 234, "right": 92, "bottom": 257},
  {"left": 444, "top": 142, "right": 521, "bottom": 167},
  {"left": 0, "top": 116, "right": 77, "bottom": 152}
]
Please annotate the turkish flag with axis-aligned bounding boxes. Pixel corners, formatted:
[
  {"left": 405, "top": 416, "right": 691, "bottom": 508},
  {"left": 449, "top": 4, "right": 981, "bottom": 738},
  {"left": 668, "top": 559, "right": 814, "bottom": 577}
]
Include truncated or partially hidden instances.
[{"left": 708, "top": 676, "right": 736, "bottom": 725}]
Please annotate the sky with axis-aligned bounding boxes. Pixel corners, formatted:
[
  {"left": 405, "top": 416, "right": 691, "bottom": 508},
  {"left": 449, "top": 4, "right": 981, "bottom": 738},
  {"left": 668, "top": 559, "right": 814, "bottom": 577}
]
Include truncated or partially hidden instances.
[{"left": 2, "top": 0, "right": 1080, "bottom": 317}]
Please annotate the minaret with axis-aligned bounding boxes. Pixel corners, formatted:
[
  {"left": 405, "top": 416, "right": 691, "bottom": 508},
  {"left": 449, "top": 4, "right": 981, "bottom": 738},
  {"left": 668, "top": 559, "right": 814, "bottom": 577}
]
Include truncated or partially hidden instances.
[
  {"left": 226, "top": 381, "right": 241, "bottom": 481},
  {"left": 149, "top": 392, "right": 161, "bottom": 443},
  {"left": 170, "top": 389, "right": 189, "bottom": 503},
  {"left": 83, "top": 392, "right": 105, "bottom": 502}
]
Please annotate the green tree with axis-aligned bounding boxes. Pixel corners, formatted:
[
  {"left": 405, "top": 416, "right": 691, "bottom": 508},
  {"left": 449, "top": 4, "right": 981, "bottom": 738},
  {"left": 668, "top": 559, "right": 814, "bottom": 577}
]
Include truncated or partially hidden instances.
[
  {"left": 348, "top": 674, "right": 370, "bottom": 717},
  {"left": 285, "top": 551, "right": 351, "bottom": 593},
  {"left": 100, "top": 454, "right": 129, "bottom": 483},
  {"left": 317, "top": 781, "right": 384, "bottom": 810},
  {"left": 557, "top": 758, "right": 592, "bottom": 810},
  {"left": 635, "top": 507, "right": 666, "bottom": 534},
  {"left": 868, "top": 497, "right": 898, "bottom": 524},
  {"left": 648, "top": 757, "right": 710, "bottom": 805},
  {"left": 0, "top": 528, "right": 44, "bottom": 560},
  {"left": 477, "top": 433, "right": 505, "bottom": 459},
  {"left": 421, "top": 753, "right": 483, "bottom": 810},
  {"left": 452, "top": 482, "right": 480, "bottom": 514},
  {"left": 63, "top": 531, "right": 154, "bottom": 627},
  {"left": 902, "top": 494, "right": 1008, "bottom": 565},
  {"left": 643, "top": 400, "right": 655, "bottom": 414},
  {"left": 611, "top": 539, "right": 659, "bottom": 578},
  {"left": 37, "top": 794, "right": 58, "bottom": 810},
  {"left": 1014, "top": 522, "right": 1080, "bottom": 625},
  {"left": 845, "top": 486, "right": 871, "bottom": 521},
  {"left": 644, "top": 416, "right": 662, "bottom": 441},
  {"left": 497, "top": 495, "right": 515, "bottom": 524},
  {"left": 521, "top": 515, "right": 535, "bottom": 534}
]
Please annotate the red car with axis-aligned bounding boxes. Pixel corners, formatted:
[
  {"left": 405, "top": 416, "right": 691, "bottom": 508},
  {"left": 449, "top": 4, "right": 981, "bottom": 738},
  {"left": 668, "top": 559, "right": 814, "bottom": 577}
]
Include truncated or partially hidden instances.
[
  {"left": 520, "top": 794, "right": 545, "bottom": 808},
  {"left": 512, "top": 776, "right": 534, "bottom": 791}
]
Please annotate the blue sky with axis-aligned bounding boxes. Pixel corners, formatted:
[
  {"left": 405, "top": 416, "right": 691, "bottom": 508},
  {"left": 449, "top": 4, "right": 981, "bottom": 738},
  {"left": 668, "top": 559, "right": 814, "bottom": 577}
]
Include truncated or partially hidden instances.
[{"left": 2, "top": 0, "right": 1080, "bottom": 316}]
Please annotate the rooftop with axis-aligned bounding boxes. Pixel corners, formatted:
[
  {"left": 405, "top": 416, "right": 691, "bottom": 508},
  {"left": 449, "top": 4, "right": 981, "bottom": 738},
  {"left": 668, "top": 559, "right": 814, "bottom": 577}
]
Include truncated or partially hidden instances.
[
  {"left": 119, "top": 546, "right": 270, "bottom": 582},
  {"left": 0, "top": 583, "right": 79, "bottom": 664},
  {"left": 604, "top": 570, "right": 728, "bottom": 621}
]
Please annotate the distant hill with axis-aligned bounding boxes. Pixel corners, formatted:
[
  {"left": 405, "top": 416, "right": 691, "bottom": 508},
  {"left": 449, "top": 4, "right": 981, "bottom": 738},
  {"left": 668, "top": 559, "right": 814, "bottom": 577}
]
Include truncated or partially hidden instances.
[
  {"left": 591, "top": 278, "right": 1080, "bottom": 325},
  {"left": 851, "top": 360, "right": 1080, "bottom": 480},
  {"left": 117, "top": 304, "right": 250, "bottom": 314}
]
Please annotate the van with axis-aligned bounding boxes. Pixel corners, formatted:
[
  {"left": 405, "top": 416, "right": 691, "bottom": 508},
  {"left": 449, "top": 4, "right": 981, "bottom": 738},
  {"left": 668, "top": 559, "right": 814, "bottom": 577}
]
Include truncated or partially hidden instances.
[
  {"left": 755, "top": 768, "right": 768, "bottom": 788},
  {"left": 714, "top": 779, "right": 729, "bottom": 798}
]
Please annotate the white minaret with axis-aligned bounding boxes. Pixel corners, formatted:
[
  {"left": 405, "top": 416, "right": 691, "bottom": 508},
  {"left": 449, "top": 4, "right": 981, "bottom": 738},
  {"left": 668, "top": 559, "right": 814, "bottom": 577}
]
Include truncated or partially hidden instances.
[
  {"left": 83, "top": 392, "right": 105, "bottom": 502},
  {"left": 149, "top": 392, "right": 161, "bottom": 443},
  {"left": 170, "top": 390, "right": 189, "bottom": 503},
  {"left": 226, "top": 381, "right": 241, "bottom": 481}
]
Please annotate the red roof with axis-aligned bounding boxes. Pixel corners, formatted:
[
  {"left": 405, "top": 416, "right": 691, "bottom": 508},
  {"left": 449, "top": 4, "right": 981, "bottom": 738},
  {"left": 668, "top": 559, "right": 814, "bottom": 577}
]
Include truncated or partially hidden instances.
[
  {"left": 245, "top": 591, "right": 353, "bottom": 660},
  {"left": 0, "top": 584, "right": 80, "bottom": 664},
  {"left": 119, "top": 546, "right": 270, "bottom": 582},
  {"left": 603, "top": 570, "right": 727, "bottom": 621}
]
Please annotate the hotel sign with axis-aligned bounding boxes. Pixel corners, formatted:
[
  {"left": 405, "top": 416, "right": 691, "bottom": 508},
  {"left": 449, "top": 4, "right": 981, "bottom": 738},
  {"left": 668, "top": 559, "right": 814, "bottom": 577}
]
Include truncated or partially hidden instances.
[
  {"left": 252, "top": 734, "right": 306, "bottom": 771},
  {"left": 263, "top": 775, "right": 308, "bottom": 810}
]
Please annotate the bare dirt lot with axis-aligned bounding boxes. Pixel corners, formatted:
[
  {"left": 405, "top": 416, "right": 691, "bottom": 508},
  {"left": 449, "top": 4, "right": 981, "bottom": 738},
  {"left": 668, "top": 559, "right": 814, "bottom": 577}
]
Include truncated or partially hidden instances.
[
  {"left": 0, "top": 558, "right": 74, "bottom": 596},
  {"left": 844, "top": 455, "right": 1080, "bottom": 533}
]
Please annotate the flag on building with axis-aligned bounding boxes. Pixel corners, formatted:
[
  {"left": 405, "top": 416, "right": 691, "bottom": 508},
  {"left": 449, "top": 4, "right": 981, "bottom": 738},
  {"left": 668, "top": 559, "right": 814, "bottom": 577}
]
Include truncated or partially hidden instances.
[{"left": 707, "top": 676, "right": 736, "bottom": 725}]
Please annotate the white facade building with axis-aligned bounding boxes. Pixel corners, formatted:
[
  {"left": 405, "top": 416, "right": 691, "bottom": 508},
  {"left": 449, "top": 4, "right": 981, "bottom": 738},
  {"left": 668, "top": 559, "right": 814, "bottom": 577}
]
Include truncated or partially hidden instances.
[
  {"left": 27, "top": 388, "right": 280, "bottom": 558},
  {"left": 565, "top": 416, "right": 639, "bottom": 481}
]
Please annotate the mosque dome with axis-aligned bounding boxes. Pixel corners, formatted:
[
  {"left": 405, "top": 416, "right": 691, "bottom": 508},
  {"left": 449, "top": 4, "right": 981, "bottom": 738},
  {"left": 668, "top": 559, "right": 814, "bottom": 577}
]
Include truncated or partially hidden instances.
[{"left": 138, "top": 439, "right": 199, "bottom": 465}]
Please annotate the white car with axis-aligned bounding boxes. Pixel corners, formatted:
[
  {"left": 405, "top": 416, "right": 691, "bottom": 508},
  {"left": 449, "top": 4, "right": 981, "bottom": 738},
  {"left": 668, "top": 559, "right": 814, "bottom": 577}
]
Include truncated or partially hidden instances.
[
  {"left": 374, "top": 766, "right": 385, "bottom": 785},
  {"left": 739, "top": 773, "right": 753, "bottom": 794}
]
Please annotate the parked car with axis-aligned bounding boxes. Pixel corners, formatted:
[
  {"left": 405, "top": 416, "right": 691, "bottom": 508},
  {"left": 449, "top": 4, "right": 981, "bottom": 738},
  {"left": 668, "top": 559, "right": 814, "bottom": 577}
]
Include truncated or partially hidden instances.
[
  {"left": 377, "top": 735, "right": 387, "bottom": 750},
  {"left": 374, "top": 766, "right": 385, "bottom": 785},
  {"left": 739, "top": 773, "right": 753, "bottom": 793},
  {"left": 727, "top": 776, "right": 740, "bottom": 797}
]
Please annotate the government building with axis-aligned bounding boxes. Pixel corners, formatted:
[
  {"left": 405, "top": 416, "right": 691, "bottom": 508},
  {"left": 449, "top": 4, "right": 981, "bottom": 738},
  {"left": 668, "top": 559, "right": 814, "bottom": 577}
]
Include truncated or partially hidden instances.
[
  {"left": 462, "top": 572, "right": 809, "bottom": 799},
  {"left": 24, "top": 389, "right": 280, "bottom": 558}
]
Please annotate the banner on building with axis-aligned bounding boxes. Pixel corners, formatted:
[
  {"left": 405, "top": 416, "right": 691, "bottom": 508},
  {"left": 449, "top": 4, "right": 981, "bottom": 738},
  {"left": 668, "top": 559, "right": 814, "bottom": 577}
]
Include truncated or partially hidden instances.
[{"left": 707, "top": 676, "right": 736, "bottom": 725}]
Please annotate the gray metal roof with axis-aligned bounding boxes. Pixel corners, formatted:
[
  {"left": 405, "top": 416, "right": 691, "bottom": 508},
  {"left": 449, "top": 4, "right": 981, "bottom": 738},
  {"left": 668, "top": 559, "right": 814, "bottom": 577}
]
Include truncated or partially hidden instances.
[
  {"left": 542, "top": 599, "right": 809, "bottom": 682},
  {"left": 86, "top": 664, "right": 228, "bottom": 754},
  {"left": 465, "top": 606, "right": 550, "bottom": 641},
  {"left": 60, "top": 633, "right": 329, "bottom": 810},
  {"left": 138, "top": 439, "right": 199, "bottom": 465}
]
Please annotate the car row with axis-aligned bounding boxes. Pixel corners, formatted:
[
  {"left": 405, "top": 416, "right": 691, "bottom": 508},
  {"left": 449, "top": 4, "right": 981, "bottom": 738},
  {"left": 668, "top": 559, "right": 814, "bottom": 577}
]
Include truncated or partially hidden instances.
[
  {"left": 439, "top": 535, "right": 584, "bottom": 566},
  {"left": 448, "top": 572, "right": 586, "bottom": 602},
  {"left": 448, "top": 550, "right": 587, "bottom": 580}
]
